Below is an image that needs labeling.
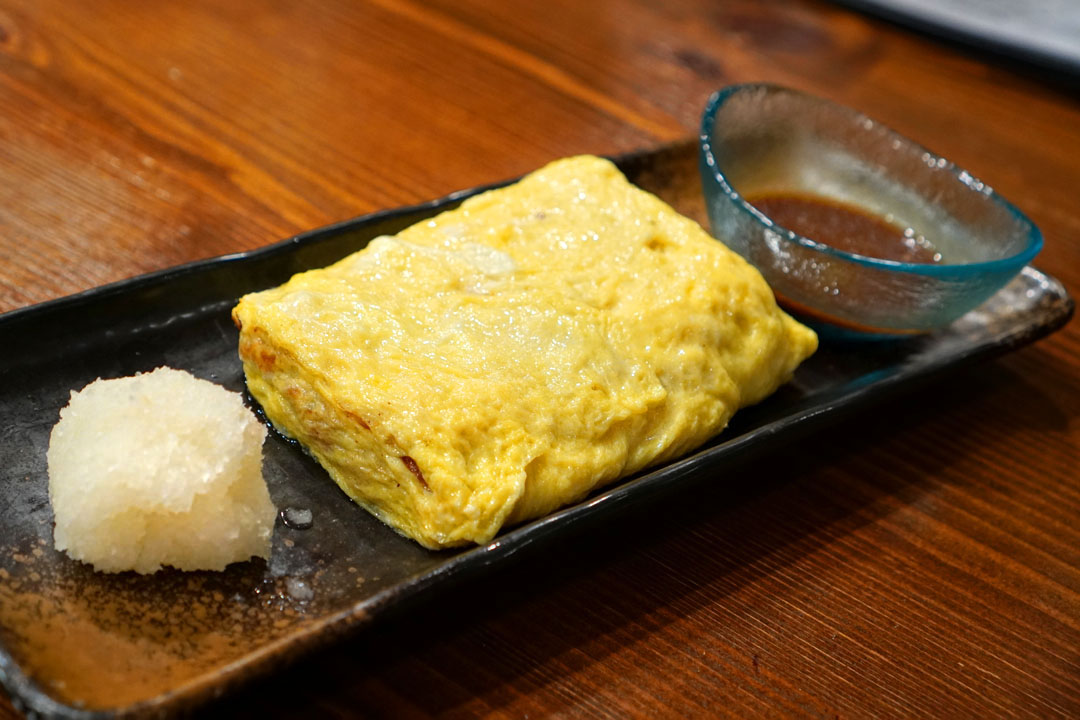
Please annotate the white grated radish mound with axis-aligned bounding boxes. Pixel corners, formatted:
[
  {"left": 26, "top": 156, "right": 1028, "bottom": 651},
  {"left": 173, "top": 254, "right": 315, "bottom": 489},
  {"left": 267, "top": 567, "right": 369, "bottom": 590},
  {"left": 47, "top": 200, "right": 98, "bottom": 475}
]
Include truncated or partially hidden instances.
[{"left": 47, "top": 367, "right": 276, "bottom": 574}]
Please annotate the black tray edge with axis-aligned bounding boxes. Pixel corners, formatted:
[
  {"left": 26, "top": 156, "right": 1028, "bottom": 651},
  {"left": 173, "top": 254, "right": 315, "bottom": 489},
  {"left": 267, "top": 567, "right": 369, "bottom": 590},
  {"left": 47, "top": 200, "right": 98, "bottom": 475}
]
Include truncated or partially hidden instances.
[
  {"left": 0, "top": 145, "right": 1073, "bottom": 718},
  {"left": 4, "top": 271, "right": 1071, "bottom": 720}
]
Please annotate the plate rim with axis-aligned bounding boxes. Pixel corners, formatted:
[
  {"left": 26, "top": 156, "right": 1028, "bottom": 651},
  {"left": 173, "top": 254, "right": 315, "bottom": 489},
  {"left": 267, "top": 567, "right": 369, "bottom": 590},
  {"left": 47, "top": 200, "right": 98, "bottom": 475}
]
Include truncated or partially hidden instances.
[{"left": 0, "top": 143, "right": 1073, "bottom": 719}]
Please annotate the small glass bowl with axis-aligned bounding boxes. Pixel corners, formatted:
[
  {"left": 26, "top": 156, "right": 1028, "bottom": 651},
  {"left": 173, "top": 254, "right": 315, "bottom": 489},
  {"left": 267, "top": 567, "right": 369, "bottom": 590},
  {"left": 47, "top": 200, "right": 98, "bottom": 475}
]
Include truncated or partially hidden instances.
[{"left": 698, "top": 84, "right": 1042, "bottom": 337}]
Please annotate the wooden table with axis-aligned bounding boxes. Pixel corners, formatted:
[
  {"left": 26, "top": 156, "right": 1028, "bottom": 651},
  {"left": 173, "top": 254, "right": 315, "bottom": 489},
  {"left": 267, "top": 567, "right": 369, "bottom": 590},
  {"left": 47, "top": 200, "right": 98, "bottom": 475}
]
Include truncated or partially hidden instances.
[{"left": 1, "top": 0, "right": 1077, "bottom": 717}]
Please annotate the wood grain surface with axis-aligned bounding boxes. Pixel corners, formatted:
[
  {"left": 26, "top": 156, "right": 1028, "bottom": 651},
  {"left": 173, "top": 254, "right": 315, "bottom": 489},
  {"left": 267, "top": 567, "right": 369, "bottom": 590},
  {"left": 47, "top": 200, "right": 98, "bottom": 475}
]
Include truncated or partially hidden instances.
[{"left": 1, "top": 0, "right": 1077, "bottom": 717}]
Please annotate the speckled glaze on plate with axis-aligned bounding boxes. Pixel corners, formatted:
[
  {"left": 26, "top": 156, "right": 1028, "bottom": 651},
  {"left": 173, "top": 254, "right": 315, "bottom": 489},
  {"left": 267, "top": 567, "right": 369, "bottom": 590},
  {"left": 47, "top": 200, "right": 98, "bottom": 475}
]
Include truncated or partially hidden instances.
[{"left": 0, "top": 141, "right": 1072, "bottom": 719}]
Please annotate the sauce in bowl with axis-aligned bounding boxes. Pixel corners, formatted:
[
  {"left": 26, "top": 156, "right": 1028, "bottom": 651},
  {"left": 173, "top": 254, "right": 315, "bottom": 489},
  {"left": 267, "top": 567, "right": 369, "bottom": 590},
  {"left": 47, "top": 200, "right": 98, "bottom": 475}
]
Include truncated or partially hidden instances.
[
  {"left": 700, "top": 85, "right": 1043, "bottom": 336},
  {"left": 745, "top": 192, "right": 944, "bottom": 334},
  {"left": 746, "top": 192, "right": 942, "bottom": 265}
]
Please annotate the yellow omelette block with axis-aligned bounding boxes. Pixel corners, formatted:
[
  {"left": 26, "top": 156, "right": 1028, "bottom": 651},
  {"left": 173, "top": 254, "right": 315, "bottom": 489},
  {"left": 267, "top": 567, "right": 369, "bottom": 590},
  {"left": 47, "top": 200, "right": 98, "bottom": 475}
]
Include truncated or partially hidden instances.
[{"left": 233, "top": 156, "right": 817, "bottom": 549}]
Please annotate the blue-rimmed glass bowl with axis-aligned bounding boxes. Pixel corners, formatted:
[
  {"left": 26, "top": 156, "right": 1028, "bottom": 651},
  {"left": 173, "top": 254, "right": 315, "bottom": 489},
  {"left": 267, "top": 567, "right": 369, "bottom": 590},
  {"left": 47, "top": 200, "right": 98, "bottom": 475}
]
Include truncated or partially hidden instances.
[{"left": 699, "top": 84, "right": 1042, "bottom": 337}]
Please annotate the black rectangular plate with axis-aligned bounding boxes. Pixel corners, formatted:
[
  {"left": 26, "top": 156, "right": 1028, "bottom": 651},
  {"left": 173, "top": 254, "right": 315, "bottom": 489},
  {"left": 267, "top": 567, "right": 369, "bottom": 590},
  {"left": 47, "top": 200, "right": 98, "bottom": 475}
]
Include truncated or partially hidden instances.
[{"left": 0, "top": 141, "right": 1072, "bottom": 719}]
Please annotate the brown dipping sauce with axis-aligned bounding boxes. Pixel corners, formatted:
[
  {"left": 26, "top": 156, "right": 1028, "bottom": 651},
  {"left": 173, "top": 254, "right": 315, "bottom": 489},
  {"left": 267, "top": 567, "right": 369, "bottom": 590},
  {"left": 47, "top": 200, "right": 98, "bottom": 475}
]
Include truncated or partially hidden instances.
[
  {"left": 747, "top": 192, "right": 942, "bottom": 264},
  {"left": 745, "top": 192, "right": 942, "bottom": 334}
]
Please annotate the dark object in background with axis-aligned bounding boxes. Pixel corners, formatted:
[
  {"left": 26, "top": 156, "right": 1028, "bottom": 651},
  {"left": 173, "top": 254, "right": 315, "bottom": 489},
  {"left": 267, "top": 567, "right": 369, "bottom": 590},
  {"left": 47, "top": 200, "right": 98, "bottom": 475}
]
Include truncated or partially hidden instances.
[{"left": 835, "top": 0, "right": 1080, "bottom": 77}]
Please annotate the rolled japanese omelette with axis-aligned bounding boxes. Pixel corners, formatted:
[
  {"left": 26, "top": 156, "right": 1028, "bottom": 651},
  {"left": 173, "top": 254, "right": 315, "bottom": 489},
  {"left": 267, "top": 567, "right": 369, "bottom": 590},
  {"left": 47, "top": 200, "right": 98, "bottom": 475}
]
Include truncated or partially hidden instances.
[{"left": 233, "top": 155, "right": 817, "bottom": 549}]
